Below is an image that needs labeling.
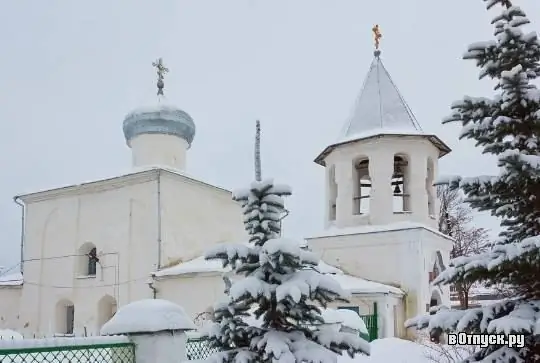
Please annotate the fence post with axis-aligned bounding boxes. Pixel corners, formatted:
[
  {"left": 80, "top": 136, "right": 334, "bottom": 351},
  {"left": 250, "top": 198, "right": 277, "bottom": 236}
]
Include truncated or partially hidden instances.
[
  {"left": 100, "top": 299, "right": 197, "bottom": 363},
  {"left": 372, "top": 302, "right": 378, "bottom": 340}
]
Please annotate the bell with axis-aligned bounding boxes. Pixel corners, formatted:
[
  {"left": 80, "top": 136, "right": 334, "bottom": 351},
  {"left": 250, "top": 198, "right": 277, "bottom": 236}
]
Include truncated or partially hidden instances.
[{"left": 394, "top": 184, "right": 401, "bottom": 194}]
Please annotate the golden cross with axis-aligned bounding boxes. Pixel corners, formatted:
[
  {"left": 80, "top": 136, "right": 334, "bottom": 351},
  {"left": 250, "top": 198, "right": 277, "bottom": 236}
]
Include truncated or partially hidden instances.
[
  {"left": 372, "top": 24, "right": 382, "bottom": 50},
  {"left": 152, "top": 58, "right": 169, "bottom": 96},
  {"left": 152, "top": 58, "right": 169, "bottom": 80}
]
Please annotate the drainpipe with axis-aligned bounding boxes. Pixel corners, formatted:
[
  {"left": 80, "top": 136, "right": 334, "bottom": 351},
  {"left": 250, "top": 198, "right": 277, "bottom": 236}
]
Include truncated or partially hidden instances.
[
  {"left": 279, "top": 209, "right": 289, "bottom": 236},
  {"left": 13, "top": 196, "right": 25, "bottom": 274},
  {"left": 148, "top": 276, "right": 158, "bottom": 299},
  {"left": 156, "top": 171, "right": 162, "bottom": 270}
]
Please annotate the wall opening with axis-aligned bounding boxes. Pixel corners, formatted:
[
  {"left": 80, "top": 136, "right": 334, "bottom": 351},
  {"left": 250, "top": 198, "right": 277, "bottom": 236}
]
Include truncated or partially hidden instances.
[
  {"left": 392, "top": 154, "right": 411, "bottom": 213},
  {"left": 77, "top": 242, "right": 98, "bottom": 277},
  {"left": 426, "top": 157, "right": 436, "bottom": 217},
  {"left": 97, "top": 295, "right": 117, "bottom": 330},
  {"left": 328, "top": 165, "right": 337, "bottom": 221},
  {"left": 429, "top": 262, "right": 440, "bottom": 284},
  {"left": 55, "top": 299, "right": 75, "bottom": 335},
  {"left": 430, "top": 290, "right": 442, "bottom": 310},
  {"left": 352, "top": 158, "right": 371, "bottom": 215}
]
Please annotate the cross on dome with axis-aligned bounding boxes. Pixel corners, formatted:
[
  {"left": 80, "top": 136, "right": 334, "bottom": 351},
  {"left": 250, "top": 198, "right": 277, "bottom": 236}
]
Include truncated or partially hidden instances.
[{"left": 152, "top": 58, "right": 169, "bottom": 96}]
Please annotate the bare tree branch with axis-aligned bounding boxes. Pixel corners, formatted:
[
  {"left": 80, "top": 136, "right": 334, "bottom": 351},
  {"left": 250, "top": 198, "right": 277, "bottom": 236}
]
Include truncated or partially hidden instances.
[{"left": 437, "top": 185, "right": 490, "bottom": 309}]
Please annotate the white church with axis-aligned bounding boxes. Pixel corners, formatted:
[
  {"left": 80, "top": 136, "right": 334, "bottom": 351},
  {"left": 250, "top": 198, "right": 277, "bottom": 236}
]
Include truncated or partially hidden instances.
[{"left": 0, "top": 43, "right": 453, "bottom": 340}]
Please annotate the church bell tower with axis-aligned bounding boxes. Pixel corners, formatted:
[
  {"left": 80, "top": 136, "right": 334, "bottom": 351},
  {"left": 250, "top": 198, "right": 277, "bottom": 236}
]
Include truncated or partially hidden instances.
[
  {"left": 314, "top": 26, "right": 451, "bottom": 230},
  {"left": 307, "top": 26, "right": 454, "bottom": 332}
]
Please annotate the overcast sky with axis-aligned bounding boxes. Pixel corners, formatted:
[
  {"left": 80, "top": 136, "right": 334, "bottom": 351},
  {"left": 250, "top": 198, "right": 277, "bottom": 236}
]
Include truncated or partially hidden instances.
[{"left": 1, "top": 0, "right": 539, "bottom": 268}]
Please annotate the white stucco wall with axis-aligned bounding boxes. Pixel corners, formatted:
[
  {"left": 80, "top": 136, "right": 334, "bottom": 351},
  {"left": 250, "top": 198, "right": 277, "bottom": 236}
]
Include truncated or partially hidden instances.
[
  {"left": 307, "top": 227, "right": 452, "bottom": 322},
  {"left": 1, "top": 168, "right": 245, "bottom": 336},
  {"left": 130, "top": 134, "right": 189, "bottom": 170},
  {"left": 154, "top": 274, "right": 224, "bottom": 320},
  {"left": 0, "top": 287, "right": 22, "bottom": 330},
  {"left": 159, "top": 172, "right": 246, "bottom": 267}
]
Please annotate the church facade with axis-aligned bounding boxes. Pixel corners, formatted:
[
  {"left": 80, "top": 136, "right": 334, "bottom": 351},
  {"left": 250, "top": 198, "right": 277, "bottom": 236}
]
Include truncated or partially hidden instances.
[{"left": 0, "top": 47, "right": 453, "bottom": 340}]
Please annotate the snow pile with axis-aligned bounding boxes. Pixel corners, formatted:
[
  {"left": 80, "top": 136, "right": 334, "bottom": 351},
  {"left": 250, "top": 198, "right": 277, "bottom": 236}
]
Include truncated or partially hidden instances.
[
  {"left": 100, "top": 299, "right": 196, "bottom": 335},
  {"left": 0, "top": 329, "right": 23, "bottom": 340},
  {"left": 336, "top": 338, "right": 436, "bottom": 363},
  {"left": 0, "top": 335, "right": 128, "bottom": 349}
]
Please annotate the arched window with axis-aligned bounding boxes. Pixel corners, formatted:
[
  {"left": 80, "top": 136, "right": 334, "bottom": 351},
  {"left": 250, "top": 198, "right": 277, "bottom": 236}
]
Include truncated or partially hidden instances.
[
  {"left": 78, "top": 242, "right": 99, "bottom": 277},
  {"left": 426, "top": 157, "right": 436, "bottom": 217},
  {"left": 55, "top": 299, "right": 75, "bottom": 335},
  {"left": 392, "top": 154, "right": 411, "bottom": 213},
  {"left": 328, "top": 165, "right": 337, "bottom": 221},
  {"left": 352, "top": 157, "right": 370, "bottom": 215},
  {"left": 97, "top": 295, "right": 117, "bottom": 330}
]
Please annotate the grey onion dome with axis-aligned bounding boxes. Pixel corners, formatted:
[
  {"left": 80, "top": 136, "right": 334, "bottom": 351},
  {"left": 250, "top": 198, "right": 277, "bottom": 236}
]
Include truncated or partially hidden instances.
[{"left": 122, "top": 104, "right": 196, "bottom": 148}]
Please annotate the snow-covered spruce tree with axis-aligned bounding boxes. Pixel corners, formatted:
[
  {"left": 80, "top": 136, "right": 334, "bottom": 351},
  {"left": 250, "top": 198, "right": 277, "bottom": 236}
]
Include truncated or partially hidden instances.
[
  {"left": 203, "top": 123, "right": 369, "bottom": 363},
  {"left": 406, "top": 1, "right": 540, "bottom": 362}
]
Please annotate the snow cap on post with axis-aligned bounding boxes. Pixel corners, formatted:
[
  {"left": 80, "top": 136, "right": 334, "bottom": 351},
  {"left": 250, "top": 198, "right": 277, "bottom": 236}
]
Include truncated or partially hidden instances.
[{"left": 100, "top": 299, "right": 196, "bottom": 335}]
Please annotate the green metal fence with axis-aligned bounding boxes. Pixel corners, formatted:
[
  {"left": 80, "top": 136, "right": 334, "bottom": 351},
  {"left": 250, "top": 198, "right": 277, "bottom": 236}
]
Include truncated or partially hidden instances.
[
  {"left": 0, "top": 340, "right": 135, "bottom": 363},
  {"left": 359, "top": 301, "right": 378, "bottom": 342},
  {"left": 186, "top": 337, "right": 220, "bottom": 360},
  {"left": 359, "top": 313, "right": 378, "bottom": 342},
  {"left": 337, "top": 303, "right": 378, "bottom": 342}
]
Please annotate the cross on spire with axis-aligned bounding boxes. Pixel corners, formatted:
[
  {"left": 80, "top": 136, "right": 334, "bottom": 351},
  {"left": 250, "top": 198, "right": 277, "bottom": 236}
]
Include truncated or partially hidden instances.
[
  {"left": 152, "top": 58, "right": 169, "bottom": 96},
  {"left": 372, "top": 24, "right": 382, "bottom": 57}
]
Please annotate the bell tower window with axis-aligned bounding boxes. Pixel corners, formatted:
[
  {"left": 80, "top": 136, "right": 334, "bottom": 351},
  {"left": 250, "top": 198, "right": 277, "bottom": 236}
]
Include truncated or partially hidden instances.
[
  {"left": 352, "top": 158, "right": 370, "bottom": 215},
  {"left": 392, "top": 154, "right": 411, "bottom": 213},
  {"left": 328, "top": 165, "right": 337, "bottom": 221}
]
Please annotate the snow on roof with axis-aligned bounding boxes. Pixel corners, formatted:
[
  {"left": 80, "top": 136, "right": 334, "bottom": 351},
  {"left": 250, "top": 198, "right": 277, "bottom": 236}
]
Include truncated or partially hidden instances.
[
  {"left": 155, "top": 255, "right": 229, "bottom": 276},
  {"left": 313, "top": 53, "right": 451, "bottom": 166},
  {"left": 125, "top": 103, "right": 183, "bottom": 118},
  {"left": 100, "top": 299, "right": 196, "bottom": 335},
  {"left": 306, "top": 221, "right": 453, "bottom": 242},
  {"left": 0, "top": 272, "right": 23, "bottom": 286},
  {"left": 155, "top": 253, "right": 403, "bottom": 296},
  {"left": 339, "top": 56, "right": 421, "bottom": 139},
  {"left": 330, "top": 273, "right": 403, "bottom": 296},
  {"left": 335, "top": 127, "right": 427, "bottom": 145},
  {"left": 16, "top": 164, "right": 230, "bottom": 202}
]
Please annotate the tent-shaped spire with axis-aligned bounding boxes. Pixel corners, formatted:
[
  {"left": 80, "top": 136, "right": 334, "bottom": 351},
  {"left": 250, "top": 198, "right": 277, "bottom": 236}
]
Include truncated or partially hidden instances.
[
  {"left": 338, "top": 51, "right": 422, "bottom": 141},
  {"left": 314, "top": 26, "right": 451, "bottom": 166}
]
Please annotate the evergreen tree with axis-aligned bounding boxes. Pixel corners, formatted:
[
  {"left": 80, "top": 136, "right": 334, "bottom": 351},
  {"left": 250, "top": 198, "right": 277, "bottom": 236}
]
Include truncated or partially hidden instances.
[
  {"left": 406, "top": 1, "right": 540, "bottom": 362},
  {"left": 204, "top": 122, "right": 369, "bottom": 362}
]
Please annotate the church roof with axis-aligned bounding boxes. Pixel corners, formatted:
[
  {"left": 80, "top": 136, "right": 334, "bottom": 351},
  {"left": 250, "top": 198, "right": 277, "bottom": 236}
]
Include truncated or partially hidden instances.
[
  {"left": 314, "top": 51, "right": 451, "bottom": 166},
  {"left": 338, "top": 53, "right": 421, "bottom": 140},
  {"left": 15, "top": 165, "right": 230, "bottom": 204},
  {"left": 153, "top": 254, "right": 404, "bottom": 296}
]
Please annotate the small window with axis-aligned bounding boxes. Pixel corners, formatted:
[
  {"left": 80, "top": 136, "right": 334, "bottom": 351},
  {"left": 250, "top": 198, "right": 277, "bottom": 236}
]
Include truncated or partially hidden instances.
[
  {"left": 66, "top": 305, "right": 75, "bottom": 335},
  {"left": 77, "top": 243, "right": 99, "bottom": 277},
  {"left": 88, "top": 248, "right": 98, "bottom": 276}
]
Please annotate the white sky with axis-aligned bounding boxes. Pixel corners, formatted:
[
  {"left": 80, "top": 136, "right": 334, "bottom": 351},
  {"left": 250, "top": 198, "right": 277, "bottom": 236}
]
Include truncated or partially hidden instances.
[{"left": 1, "top": 0, "right": 539, "bottom": 267}]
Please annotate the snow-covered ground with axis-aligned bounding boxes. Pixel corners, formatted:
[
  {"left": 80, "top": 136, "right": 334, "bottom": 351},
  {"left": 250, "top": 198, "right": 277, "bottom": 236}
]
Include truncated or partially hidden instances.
[{"left": 337, "top": 337, "right": 472, "bottom": 363}]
